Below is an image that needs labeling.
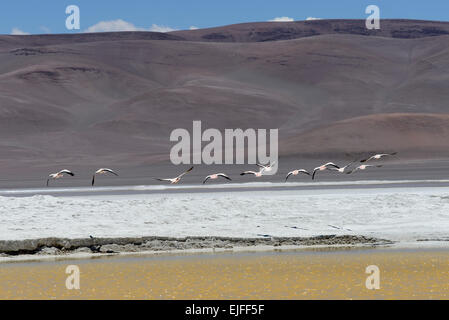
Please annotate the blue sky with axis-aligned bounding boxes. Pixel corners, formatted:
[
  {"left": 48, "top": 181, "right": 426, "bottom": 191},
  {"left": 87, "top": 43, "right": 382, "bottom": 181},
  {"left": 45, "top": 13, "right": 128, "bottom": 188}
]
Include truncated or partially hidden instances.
[{"left": 1, "top": 0, "right": 448, "bottom": 35}]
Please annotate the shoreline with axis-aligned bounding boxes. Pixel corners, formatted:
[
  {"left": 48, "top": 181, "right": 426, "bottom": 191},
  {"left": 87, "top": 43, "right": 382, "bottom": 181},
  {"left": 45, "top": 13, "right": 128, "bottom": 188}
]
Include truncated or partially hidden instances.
[
  {"left": 2, "top": 178, "right": 449, "bottom": 198},
  {"left": 4, "top": 240, "right": 449, "bottom": 265},
  {"left": 0, "top": 235, "right": 393, "bottom": 263}
]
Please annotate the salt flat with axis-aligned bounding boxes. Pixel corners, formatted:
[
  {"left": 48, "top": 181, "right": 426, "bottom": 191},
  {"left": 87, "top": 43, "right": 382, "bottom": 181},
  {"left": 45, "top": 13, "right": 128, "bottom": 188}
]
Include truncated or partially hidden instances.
[{"left": 1, "top": 181, "right": 448, "bottom": 246}]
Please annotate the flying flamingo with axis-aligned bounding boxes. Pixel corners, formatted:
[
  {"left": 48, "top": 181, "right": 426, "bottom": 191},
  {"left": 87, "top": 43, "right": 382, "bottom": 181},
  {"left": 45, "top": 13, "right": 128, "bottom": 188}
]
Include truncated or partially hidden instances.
[
  {"left": 155, "top": 166, "right": 194, "bottom": 184},
  {"left": 347, "top": 164, "right": 383, "bottom": 174},
  {"left": 285, "top": 169, "right": 311, "bottom": 181},
  {"left": 328, "top": 161, "right": 357, "bottom": 174},
  {"left": 47, "top": 169, "right": 75, "bottom": 187},
  {"left": 257, "top": 161, "right": 276, "bottom": 173},
  {"left": 92, "top": 168, "right": 118, "bottom": 186},
  {"left": 203, "top": 173, "right": 232, "bottom": 184},
  {"left": 312, "top": 162, "right": 340, "bottom": 180},
  {"left": 240, "top": 168, "right": 265, "bottom": 177},
  {"left": 361, "top": 152, "right": 397, "bottom": 163}
]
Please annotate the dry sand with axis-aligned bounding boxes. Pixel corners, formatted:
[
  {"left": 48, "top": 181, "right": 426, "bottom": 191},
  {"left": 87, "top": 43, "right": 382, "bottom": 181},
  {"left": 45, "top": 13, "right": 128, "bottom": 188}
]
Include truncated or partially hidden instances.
[{"left": 1, "top": 248, "right": 448, "bottom": 299}]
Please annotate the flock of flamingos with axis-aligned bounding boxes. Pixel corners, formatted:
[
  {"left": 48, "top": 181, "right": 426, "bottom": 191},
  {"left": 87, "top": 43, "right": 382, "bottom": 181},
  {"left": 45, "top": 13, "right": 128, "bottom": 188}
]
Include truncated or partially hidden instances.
[{"left": 46, "top": 152, "right": 397, "bottom": 187}]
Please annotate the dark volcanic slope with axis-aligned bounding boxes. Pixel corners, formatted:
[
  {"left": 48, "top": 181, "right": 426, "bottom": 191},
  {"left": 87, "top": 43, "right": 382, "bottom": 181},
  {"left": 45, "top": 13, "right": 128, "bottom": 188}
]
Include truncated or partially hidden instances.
[
  {"left": 0, "top": 20, "right": 449, "bottom": 179},
  {"left": 172, "top": 19, "right": 449, "bottom": 42},
  {"left": 0, "top": 31, "right": 184, "bottom": 50}
]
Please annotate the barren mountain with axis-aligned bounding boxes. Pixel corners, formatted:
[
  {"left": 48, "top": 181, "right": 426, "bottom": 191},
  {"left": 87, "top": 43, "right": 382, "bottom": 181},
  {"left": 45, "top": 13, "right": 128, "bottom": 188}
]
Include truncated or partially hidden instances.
[
  {"left": 0, "top": 19, "right": 448, "bottom": 181},
  {"left": 173, "top": 19, "right": 449, "bottom": 42}
]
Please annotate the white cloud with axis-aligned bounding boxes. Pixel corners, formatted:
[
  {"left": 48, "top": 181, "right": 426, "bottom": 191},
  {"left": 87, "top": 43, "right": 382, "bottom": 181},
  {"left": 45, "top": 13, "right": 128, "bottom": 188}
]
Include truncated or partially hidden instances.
[
  {"left": 11, "top": 27, "right": 30, "bottom": 35},
  {"left": 85, "top": 19, "right": 144, "bottom": 33},
  {"left": 85, "top": 19, "right": 176, "bottom": 33},
  {"left": 40, "top": 26, "right": 51, "bottom": 34},
  {"left": 189, "top": 26, "right": 199, "bottom": 30},
  {"left": 148, "top": 24, "right": 176, "bottom": 33},
  {"left": 306, "top": 17, "right": 322, "bottom": 21},
  {"left": 269, "top": 16, "right": 294, "bottom": 22}
]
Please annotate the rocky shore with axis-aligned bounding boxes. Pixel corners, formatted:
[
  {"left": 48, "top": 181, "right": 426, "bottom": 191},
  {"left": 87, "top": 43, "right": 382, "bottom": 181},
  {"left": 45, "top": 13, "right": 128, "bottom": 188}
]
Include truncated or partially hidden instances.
[{"left": 0, "top": 235, "right": 393, "bottom": 257}]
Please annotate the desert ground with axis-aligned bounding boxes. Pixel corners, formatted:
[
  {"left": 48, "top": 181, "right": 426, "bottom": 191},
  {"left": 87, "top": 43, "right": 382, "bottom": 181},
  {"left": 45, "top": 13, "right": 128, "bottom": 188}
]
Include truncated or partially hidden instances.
[{"left": 0, "top": 19, "right": 448, "bottom": 184}]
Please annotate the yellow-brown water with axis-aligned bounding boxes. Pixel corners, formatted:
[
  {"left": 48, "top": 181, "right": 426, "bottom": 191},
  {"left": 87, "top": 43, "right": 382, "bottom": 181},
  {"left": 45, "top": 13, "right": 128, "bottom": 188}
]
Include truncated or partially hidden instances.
[{"left": 1, "top": 249, "right": 448, "bottom": 299}]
